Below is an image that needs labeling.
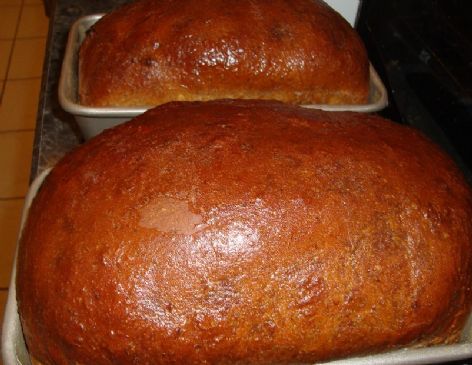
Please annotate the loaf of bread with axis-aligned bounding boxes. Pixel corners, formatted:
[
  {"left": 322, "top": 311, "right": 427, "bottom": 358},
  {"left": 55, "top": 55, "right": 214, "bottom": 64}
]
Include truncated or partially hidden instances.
[
  {"left": 17, "top": 100, "right": 472, "bottom": 364},
  {"left": 79, "top": 0, "right": 369, "bottom": 107}
]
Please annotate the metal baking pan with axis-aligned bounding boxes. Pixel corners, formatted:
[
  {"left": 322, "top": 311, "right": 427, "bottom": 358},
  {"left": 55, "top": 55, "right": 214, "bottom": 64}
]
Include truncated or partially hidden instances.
[
  {"left": 58, "top": 14, "right": 388, "bottom": 140},
  {"left": 3, "top": 170, "right": 472, "bottom": 364},
  {"left": 2, "top": 169, "right": 50, "bottom": 365}
]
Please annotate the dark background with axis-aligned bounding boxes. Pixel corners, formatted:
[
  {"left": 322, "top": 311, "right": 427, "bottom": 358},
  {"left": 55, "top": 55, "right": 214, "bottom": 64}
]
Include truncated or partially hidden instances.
[{"left": 357, "top": 0, "right": 472, "bottom": 184}]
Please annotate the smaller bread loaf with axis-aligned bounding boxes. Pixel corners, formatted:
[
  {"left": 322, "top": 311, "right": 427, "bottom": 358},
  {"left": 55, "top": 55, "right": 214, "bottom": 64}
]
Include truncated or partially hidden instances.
[
  {"left": 79, "top": 0, "right": 369, "bottom": 107},
  {"left": 17, "top": 100, "right": 472, "bottom": 365}
]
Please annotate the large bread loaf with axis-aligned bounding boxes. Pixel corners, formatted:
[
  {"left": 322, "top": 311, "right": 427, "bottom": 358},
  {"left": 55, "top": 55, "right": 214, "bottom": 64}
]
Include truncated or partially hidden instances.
[{"left": 17, "top": 100, "right": 472, "bottom": 364}]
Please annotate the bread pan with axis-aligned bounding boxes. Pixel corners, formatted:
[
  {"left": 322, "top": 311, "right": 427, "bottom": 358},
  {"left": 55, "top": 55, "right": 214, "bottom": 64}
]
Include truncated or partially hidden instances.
[
  {"left": 324, "top": 0, "right": 361, "bottom": 27},
  {"left": 3, "top": 169, "right": 472, "bottom": 365},
  {"left": 58, "top": 14, "right": 388, "bottom": 140},
  {"left": 2, "top": 169, "right": 50, "bottom": 365}
]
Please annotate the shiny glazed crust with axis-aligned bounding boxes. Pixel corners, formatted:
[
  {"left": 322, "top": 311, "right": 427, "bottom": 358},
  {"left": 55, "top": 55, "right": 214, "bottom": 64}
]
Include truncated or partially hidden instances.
[
  {"left": 17, "top": 100, "right": 472, "bottom": 364},
  {"left": 78, "top": 0, "right": 369, "bottom": 107}
]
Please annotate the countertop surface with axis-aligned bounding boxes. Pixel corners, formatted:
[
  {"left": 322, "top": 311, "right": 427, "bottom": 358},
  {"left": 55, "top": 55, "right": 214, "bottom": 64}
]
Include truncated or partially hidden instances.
[{"left": 32, "top": 0, "right": 130, "bottom": 179}]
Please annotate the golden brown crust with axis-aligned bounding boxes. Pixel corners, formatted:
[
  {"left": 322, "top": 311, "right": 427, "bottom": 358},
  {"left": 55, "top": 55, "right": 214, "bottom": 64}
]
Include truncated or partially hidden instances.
[
  {"left": 79, "top": 0, "right": 369, "bottom": 107},
  {"left": 17, "top": 100, "right": 472, "bottom": 364},
  {"left": 30, "top": 357, "right": 43, "bottom": 365}
]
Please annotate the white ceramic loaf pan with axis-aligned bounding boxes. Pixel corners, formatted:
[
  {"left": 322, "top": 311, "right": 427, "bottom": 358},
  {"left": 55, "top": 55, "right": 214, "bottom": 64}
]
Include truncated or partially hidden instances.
[
  {"left": 58, "top": 14, "right": 388, "bottom": 140},
  {"left": 3, "top": 171, "right": 472, "bottom": 365}
]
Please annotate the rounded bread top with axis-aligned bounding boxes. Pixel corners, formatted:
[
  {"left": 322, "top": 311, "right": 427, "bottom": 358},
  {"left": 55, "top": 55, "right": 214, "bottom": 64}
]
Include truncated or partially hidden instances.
[
  {"left": 17, "top": 100, "right": 472, "bottom": 364},
  {"left": 79, "top": 0, "right": 369, "bottom": 106}
]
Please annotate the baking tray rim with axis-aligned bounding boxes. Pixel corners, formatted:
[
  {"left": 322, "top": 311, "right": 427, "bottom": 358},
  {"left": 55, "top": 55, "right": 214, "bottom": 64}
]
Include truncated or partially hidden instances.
[
  {"left": 58, "top": 14, "right": 389, "bottom": 118},
  {"left": 2, "top": 168, "right": 51, "bottom": 365}
]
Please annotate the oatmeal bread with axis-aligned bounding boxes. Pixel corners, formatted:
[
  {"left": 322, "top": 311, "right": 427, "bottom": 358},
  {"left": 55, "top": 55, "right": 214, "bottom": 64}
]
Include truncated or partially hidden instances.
[
  {"left": 79, "top": 0, "right": 369, "bottom": 107},
  {"left": 17, "top": 100, "right": 472, "bottom": 364}
]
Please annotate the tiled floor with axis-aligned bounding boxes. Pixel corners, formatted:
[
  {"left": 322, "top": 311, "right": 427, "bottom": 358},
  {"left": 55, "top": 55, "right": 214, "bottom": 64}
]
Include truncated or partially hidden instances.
[{"left": 0, "top": 0, "right": 48, "bottom": 359}]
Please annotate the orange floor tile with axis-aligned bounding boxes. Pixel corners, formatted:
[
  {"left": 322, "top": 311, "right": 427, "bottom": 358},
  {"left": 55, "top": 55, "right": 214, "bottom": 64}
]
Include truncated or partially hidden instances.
[{"left": 0, "top": 2, "right": 48, "bottom": 359}]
